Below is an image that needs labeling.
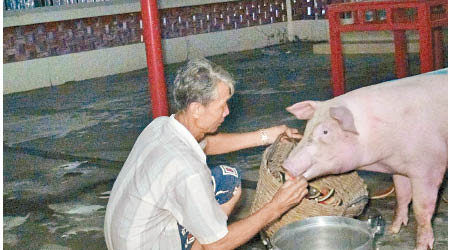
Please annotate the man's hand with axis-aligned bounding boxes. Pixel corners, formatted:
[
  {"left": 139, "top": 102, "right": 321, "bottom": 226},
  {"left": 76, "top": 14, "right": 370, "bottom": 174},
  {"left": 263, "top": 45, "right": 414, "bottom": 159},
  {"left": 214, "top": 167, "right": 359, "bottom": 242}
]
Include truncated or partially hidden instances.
[
  {"left": 269, "top": 176, "right": 308, "bottom": 216},
  {"left": 261, "top": 125, "right": 302, "bottom": 145}
]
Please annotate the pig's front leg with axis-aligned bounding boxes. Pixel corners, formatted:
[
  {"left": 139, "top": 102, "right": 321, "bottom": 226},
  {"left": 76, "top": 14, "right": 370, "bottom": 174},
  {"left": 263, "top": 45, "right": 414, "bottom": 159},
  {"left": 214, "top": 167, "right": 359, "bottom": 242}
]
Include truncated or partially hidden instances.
[
  {"left": 390, "top": 174, "right": 412, "bottom": 234},
  {"left": 411, "top": 177, "right": 441, "bottom": 250}
]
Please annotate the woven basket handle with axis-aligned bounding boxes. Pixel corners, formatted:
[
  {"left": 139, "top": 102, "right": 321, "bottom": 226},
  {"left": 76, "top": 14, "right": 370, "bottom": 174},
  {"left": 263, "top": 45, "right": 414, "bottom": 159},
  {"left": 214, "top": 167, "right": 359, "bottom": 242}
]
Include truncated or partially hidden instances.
[
  {"left": 265, "top": 133, "right": 284, "bottom": 166},
  {"left": 266, "top": 132, "right": 299, "bottom": 163}
]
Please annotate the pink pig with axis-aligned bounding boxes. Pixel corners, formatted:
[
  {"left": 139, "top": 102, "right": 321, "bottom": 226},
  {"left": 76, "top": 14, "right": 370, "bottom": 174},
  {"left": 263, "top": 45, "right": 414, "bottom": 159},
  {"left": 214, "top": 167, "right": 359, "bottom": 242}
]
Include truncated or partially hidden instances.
[{"left": 283, "top": 69, "right": 448, "bottom": 250}]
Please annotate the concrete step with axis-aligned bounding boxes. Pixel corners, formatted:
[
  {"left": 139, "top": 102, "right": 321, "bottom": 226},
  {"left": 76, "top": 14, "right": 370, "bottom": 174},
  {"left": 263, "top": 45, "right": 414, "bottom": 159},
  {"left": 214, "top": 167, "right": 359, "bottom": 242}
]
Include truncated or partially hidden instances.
[
  {"left": 313, "top": 40, "right": 419, "bottom": 54},
  {"left": 309, "top": 29, "right": 422, "bottom": 54}
]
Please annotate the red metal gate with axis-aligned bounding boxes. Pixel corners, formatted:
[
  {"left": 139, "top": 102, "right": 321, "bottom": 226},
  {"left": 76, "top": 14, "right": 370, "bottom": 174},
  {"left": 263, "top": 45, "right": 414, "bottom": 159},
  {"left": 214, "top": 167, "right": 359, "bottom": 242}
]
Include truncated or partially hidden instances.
[{"left": 327, "top": 0, "right": 448, "bottom": 96}]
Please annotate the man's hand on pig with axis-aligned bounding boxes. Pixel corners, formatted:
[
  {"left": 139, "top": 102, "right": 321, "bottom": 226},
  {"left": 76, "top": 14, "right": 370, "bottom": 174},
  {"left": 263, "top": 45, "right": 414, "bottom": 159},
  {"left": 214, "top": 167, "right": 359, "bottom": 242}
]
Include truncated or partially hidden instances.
[{"left": 269, "top": 176, "right": 308, "bottom": 216}]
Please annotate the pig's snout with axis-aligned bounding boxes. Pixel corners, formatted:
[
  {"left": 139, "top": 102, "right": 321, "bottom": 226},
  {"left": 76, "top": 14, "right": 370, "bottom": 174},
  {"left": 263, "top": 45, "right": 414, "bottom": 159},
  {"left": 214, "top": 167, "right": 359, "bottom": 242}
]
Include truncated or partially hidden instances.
[{"left": 283, "top": 153, "right": 311, "bottom": 178}]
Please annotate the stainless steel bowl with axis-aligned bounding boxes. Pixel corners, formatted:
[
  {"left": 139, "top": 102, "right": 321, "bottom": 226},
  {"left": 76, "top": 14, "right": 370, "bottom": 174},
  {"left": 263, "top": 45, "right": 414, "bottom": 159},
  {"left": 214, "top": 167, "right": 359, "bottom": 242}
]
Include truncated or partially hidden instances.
[{"left": 271, "top": 216, "right": 381, "bottom": 250}]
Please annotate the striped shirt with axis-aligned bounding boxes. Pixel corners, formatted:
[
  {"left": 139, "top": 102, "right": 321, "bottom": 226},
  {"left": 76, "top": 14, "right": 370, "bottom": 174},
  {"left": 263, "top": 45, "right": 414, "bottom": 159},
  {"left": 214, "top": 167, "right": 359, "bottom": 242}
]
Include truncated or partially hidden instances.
[{"left": 104, "top": 115, "right": 228, "bottom": 250}]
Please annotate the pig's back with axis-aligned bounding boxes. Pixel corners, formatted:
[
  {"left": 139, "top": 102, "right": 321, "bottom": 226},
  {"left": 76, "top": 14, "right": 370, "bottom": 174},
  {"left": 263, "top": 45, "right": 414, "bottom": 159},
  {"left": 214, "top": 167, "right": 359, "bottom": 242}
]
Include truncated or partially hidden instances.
[
  {"left": 342, "top": 72, "right": 447, "bottom": 127},
  {"left": 334, "top": 72, "right": 447, "bottom": 154}
]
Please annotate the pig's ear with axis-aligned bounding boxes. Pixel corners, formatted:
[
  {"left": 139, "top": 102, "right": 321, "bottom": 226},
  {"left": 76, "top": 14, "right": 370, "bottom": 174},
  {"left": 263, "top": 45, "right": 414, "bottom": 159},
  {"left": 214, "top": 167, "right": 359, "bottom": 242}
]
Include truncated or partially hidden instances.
[
  {"left": 329, "top": 106, "right": 359, "bottom": 135},
  {"left": 286, "top": 101, "right": 318, "bottom": 120}
]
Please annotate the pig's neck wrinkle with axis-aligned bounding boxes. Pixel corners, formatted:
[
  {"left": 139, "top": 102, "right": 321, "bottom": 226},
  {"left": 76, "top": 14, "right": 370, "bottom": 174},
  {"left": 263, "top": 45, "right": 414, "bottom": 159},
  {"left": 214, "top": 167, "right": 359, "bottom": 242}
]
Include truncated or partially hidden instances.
[
  {"left": 360, "top": 141, "right": 389, "bottom": 164},
  {"left": 347, "top": 102, "right": 393, "bottom": 167},
  {"left": 357, "top": 161, "right": 395, "bottom": 174}
]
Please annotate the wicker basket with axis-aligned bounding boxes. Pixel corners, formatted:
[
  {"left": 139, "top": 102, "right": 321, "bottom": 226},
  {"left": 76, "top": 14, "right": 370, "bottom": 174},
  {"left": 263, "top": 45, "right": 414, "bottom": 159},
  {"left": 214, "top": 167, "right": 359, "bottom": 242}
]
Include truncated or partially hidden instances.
[{"left": 250, "top": 138, "right": 369, "bottom": 238}]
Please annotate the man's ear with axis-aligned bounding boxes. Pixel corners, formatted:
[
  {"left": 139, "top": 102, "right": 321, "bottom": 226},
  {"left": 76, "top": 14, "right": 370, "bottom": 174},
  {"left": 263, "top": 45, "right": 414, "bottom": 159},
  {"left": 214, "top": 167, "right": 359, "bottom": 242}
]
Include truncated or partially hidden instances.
[{"left": 187, "top": 102, "right": 204, "bottom": 119}]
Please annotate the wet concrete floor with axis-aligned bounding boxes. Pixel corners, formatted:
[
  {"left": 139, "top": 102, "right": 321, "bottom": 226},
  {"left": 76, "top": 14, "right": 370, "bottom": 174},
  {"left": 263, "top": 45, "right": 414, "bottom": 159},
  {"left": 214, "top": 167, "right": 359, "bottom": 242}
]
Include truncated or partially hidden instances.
[{"left": 3, "top": 42, "right": 448, "bottom": 249}]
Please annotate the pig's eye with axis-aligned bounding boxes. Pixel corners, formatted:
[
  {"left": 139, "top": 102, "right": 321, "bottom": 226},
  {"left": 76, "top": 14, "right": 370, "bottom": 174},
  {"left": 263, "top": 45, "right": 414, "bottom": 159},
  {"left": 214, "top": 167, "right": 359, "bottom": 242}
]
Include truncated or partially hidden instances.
[{"left": 323, "top": 130, "right": 328, "bottom": 135}]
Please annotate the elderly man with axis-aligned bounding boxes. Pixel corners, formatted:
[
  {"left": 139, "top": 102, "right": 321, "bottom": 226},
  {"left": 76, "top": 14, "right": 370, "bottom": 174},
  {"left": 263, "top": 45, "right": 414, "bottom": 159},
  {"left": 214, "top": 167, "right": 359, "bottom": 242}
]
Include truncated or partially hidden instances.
[{"left": 104, "top": 58, "right": 308, "bottom": 250}]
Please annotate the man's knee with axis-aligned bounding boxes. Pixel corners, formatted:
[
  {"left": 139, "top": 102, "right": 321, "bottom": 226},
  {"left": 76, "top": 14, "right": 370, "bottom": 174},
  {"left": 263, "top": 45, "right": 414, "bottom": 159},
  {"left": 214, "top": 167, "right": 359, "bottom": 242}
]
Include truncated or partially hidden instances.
[{"left": 210, "top": 165, "right": 241, "bottom": 205}]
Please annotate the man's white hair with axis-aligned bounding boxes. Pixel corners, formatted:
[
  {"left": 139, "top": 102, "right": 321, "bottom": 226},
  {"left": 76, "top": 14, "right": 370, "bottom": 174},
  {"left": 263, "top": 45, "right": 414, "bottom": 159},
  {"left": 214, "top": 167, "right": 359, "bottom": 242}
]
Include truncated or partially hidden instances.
[{"left": 173, "top": 58, "right": 235, "bottom": 112}]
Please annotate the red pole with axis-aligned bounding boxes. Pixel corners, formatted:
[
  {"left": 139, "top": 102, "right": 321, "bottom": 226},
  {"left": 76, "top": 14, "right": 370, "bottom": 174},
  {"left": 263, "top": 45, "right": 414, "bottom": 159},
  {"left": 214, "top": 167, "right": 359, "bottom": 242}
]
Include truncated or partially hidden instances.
[
  {"left": 328, "top": 9, "right": 345, "bottom": 96},
  {"left": 417, "top": 3, "right": 433, "bottom": 73},
  {"left": 393, "top": 30, "right": 408, "bottom": 78},
  {"left": 432, "top": 27, "right": 444, "bottom": 70},
  {"left": 140, "top": 0, "right": 169, "bottom": 118}
]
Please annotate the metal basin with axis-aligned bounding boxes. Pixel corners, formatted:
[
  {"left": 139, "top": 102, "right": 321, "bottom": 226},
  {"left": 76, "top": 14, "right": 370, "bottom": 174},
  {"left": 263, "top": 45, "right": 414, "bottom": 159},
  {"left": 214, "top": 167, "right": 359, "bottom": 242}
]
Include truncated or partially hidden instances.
[{"left": 271, "top": 216, "right": 378, "bottom": 250}]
